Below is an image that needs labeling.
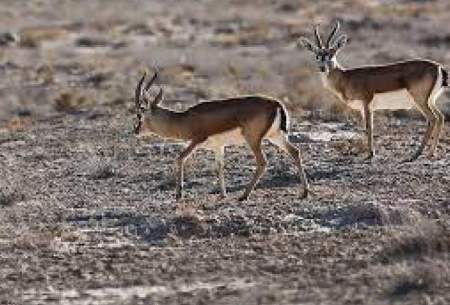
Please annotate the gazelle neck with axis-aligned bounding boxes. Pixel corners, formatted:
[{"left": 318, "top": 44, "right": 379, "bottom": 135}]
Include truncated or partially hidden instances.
[
  {"left": 321, "top": 58, "right": 345, "bottom": 87},
  {"left": 143, "top": 107, "right": 191, "bottom": 140}
]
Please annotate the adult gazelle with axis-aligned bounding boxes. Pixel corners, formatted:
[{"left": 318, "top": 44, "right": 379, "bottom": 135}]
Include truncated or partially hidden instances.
[
  {"left": 299, "top": 21, "right": 448, "bottom": 161},
  {"left": 134, "top": 71, "right": 309, "bottom": 200}
]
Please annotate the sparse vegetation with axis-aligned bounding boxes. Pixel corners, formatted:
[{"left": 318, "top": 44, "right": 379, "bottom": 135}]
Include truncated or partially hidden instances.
[
  {"left": 0, "top": 0, "right": 449, "bottom": 304},
  {"left": 89, "top": 162, "right": 118, "bottom": 180},
  {"left": 381, "top": 220, "right": 449, "bottom": 263},
  {"left": 54, "top": 90, "right": 96, "bottom": 113},
  {"left": 0, "top": 185, "right": 25, "bottom": 207}
]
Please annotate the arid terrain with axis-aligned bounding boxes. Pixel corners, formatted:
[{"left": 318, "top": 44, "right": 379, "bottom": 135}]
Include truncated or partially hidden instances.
[{"left": 0, "top": 0, "right": 449, "bottom": 304}]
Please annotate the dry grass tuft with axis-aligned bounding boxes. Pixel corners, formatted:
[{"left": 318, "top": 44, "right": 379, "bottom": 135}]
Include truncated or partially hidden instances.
[
  {"left": 35, "top": 64, "right": 55, "bottom": 85},
  {"left": 89, "top": 162, "right": 118, "bottom": 180},
  {"left": 13, "top": 230, "right": 54, "bottom": 250},
  {"left": 3, "top": 116, "right": 32, "bottom": 132},
  {"left": 381, "top": 220, "right": 449, "bottom": 263},
  {"left": 18, "top": 26, "right": 69, "bottom": 47},
  {"left": 210, "top": 21, "right": 272, "bottom": 47},
  {"left": 284, "top": 67, "right": 356, "bottom": 121},
  {"left": 173, "top": 203, "right": 206, "bottom": 238},
  {"left": 0, "top": 185, "right": 25, "bottom": 207},
  {"left": 331, "top": 137, "right": 366, "bottom": 156},
  {"left": 388, "top": 259, "right": 449, "bottom": 297},
  {"left": 54, "top": 91, "right": 96, "bottom": 112},
  {"left": 338, "top": 202, "right": 422, "bottom": 227}
]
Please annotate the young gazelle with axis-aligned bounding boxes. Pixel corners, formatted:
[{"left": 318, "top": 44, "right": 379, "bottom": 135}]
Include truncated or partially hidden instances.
[
  {"left": 134, "top": 72, "right": 309, "bottom": 201},
  {"left": 299, "top": 21, "right": 449, "bottom": 161}
]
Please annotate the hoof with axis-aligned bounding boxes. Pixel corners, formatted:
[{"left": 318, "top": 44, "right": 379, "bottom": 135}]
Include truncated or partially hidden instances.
[
  {"left": 300, "top": 189, "right": 308, "bottom": 199},
  {"left": 238, "top": 195, "right": 249, "bottom": 202},
  {"left": 363, "top": 152, "right": 375, "bottom": 161},
  {"left": 218, "top": 193, "right": 227, "bottom": 200}
]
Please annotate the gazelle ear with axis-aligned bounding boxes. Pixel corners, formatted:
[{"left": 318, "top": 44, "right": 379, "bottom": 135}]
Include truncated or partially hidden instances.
[
  {"left": 298, "top": 37, "right": 318, "bottom": 53},
  {"left": 151, "top": 88, "right": 164, "bottom": 107},
  {"left": 331, "top": 34, "right": 348, "bottom": 51}
]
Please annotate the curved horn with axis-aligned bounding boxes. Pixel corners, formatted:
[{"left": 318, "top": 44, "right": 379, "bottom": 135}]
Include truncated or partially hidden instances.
[
  {"left": 314, "top": 24, "right": 324, "bottom": 48},
  {"left": 135, "top": 72, "right": 146, "bottom": 108},
  {"left": 326, "top": 21, "right": 340, "bottom": 48},
  {"left": 144, "top": 71, "right": 158, "bottom": 92}
]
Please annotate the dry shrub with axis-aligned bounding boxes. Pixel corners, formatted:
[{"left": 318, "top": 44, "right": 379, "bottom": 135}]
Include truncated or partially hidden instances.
[
  {"left": 388, "top": 259, "right": 449, "bottom": 297},
  {"left": 0, "top": 185, "right": 25, "bottom": 207},
  {"left": 331, "top": 137, "right": 366, "bottom": 156},
  {"left": 3, "top": 116, "right": 32, "bottom": 132},
  {"left": 0, "top": 32, "right": 16, "bottom": 46},
  {"left": 54, "top": 91, "right": 96, "bottom": 112},
  {"left": 173, "top": 203, "right": 206, "bottom": 238},
  {"left": 18, "top": 26, "right": 68, "bottom": 47},
  {"left": 284, "top": 67, "right": 354, "bottom": 121},
  {"left": 175, "top": 202, "right": 203, "bottom": 223},
  {"left": 14, "top": 231, "right": 54, "bottom": 250},
  {"left": 0, "top": 131, "right": 30, "bottom": 145},
  {"left": 381, "top": 220, "right": 449, "bottom": 263},
  {"left": 211, "top": 21, "right": 272, "bottom": 47},
  {"left": 35, "top": 64, "right": 55, "bottom": 85},
  {"left": 89, "top": 163, "right": 117, "bottom": 180},
  {"left": 161, "top": 64, "right": 196, "bottom": 84},
  {"left": 120, "top": 22, "right": 154, "bottom": 35},
  {"left": 339, "top": 202, "right": 421, "bottom": 227}
]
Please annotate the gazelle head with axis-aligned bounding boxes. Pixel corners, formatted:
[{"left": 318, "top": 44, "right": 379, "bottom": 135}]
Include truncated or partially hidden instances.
[
  {"left": 134, "top": 71, "right": 163, "bottom": 134},
  {"left": 298, "top": 21, "right": 348, "bottom": 73}
]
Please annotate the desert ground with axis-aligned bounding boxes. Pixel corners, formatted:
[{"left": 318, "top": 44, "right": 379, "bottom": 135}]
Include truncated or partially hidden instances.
[{"left": 0, "top": 0, "right": 449, "bottom": 304}]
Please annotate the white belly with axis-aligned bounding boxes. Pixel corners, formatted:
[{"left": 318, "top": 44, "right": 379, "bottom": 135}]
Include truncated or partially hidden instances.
[
  {"left": 371, "top": 89, "right": 414, "bottom": 110},
  {"left": 201, "top": 107, "right": 283, "bottom": 150},
  {"left": 202, "top": 128, "right": 246, "bottom": 150},
  {"left": 346, "top": 89, "right": 414, "bottom": 112}
]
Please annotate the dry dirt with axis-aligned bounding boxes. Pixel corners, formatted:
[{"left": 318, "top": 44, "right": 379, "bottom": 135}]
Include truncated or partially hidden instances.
[{"left": 0, "top": 1, "right": 449, "bottom": 304}]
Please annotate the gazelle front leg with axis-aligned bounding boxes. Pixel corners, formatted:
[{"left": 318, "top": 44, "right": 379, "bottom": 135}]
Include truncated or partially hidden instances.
[
  {"left": 176, "top": 140, "right": 202, "bottom": 200},
  {"left": 362, "top": 103, "right": 375, "bottom": 159},
  {"left": 214, "top": 146, "right": 227, "bottom": 198}
]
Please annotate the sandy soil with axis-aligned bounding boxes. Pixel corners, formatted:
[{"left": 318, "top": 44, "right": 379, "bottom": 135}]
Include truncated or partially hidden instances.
[{"left": 0, "top": 1, "right": 449, "bottom": 304}]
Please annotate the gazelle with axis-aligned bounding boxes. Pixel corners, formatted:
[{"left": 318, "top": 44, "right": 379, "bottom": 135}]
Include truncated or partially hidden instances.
[
  {"left": 299, "top": 21, "right": 449, "bottom": 161},
  {"left": 134, "top": 71, "right": 309, "bottom": 201}
]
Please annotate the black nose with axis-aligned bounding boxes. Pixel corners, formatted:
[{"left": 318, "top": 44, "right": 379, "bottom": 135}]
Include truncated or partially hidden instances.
[{"left": 320, "top": 67, "right": 326, "bottom": 72}]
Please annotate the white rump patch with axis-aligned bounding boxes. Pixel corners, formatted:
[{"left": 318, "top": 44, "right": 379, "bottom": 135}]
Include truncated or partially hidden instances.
[{"left": 265, "top": 107, "right": 283, "bottom": 138}]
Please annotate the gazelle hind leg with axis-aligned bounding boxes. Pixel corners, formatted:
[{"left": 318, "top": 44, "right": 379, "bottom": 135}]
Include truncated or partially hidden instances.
[
  {"left": 427, "top": 87, "right": 445, "bottom": 158},
  {"left": 268, "top": 132, "right": 309, "bottom": 198},
  {"left": 405, "top": 90, "right": 437, "bottom": 162},
  {"left": 214, "top": 146, "right": 227, "bottom": 197}
]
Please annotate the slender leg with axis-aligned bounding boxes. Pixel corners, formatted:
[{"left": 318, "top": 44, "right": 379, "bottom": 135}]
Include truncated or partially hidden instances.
[
  {"left": 362, "top": 103, "right": 375, "bottom": 159},
  {"left": 176, "top": 140, "right": 202, "bottom": 200},
  {"left": 269, "top": 133, "right": 309, "bottom": 198},
  {"left": 214, "top": 146, "right": 227, "bottom": 198},
  {"left": 427, "top": 101, "right": 445, "bottom": 158},
  {"left": 239, "top": 139, "right": 267, "bottom": 201},
  {"left": 404, "top": 95, "right": 436, "bottom": 162}
]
